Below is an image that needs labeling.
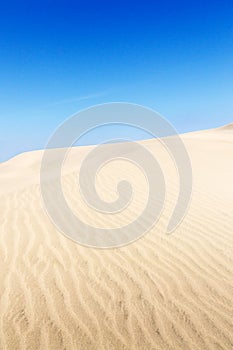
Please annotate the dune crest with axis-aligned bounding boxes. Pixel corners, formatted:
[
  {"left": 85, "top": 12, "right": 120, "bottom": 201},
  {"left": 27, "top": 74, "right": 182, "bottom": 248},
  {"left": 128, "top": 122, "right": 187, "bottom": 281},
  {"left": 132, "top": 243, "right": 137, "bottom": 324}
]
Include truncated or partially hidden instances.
[{"left": 215, "top": 122, "right": 233, "bottom": 131}]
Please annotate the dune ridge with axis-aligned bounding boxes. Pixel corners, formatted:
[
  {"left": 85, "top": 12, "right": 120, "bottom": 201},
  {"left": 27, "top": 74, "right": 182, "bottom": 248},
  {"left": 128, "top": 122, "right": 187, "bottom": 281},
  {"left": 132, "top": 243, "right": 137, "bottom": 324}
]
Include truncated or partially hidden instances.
[{"left": 0, "top": 125, "right": 233, "bottom": 349}]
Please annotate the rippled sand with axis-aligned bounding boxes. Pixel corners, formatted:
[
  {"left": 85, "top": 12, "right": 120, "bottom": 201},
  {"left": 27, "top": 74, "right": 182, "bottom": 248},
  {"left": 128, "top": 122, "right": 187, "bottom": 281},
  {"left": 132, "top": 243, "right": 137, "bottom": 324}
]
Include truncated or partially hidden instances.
[{"left": 0, "top": 124, "right": 233, "bottom": 349}]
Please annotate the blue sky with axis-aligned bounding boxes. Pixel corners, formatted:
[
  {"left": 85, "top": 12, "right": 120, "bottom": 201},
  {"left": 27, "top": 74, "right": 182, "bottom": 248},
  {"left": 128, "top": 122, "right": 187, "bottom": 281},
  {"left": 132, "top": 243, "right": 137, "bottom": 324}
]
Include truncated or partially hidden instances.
[{"left": 0, "top": 0, "right": 232, "bottom": 161}]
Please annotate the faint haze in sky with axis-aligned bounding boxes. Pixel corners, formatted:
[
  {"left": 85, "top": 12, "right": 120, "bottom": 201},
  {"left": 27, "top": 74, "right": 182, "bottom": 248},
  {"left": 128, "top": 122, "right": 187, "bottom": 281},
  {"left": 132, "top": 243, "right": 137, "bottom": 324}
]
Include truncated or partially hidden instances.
[{"left": 0, "top": 0, "right": 232, "bottom": 161}]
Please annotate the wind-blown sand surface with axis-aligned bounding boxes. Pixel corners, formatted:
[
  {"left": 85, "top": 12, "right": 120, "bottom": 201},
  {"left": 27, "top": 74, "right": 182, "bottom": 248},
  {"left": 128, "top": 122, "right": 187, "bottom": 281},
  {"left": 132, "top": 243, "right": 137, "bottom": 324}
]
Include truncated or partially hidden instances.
[{"left": 0, "top": 124, "right": 233, "bottom": 349}]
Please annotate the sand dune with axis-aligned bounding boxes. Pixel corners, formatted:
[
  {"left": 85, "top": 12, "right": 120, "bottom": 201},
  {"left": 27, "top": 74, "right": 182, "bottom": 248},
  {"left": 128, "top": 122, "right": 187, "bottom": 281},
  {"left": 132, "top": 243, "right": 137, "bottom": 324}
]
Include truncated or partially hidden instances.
[{"left": 0, "top": 125, "right": 233, "bottom": 349}]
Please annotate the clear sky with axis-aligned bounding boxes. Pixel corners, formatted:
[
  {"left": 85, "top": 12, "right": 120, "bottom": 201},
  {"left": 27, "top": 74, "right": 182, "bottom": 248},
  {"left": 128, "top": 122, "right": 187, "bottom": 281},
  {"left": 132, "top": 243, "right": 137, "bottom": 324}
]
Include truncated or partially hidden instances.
[{"left": 0, "top": 0, "right": 232, "bottom": 161}]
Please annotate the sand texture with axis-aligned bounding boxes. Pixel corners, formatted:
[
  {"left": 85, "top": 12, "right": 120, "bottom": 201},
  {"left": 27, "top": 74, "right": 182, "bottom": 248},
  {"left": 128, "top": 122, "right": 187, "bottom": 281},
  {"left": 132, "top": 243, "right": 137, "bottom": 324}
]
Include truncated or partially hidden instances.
[{"left": 0, "top": 125, "right": 233, "bottom": 349}]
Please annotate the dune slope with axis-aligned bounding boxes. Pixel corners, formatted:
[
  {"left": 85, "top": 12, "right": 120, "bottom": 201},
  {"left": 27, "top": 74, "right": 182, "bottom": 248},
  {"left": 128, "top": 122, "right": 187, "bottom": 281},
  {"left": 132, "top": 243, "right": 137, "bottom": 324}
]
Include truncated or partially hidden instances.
[{"left": 0, "top": 126, "right": 233, "bottom": 350}]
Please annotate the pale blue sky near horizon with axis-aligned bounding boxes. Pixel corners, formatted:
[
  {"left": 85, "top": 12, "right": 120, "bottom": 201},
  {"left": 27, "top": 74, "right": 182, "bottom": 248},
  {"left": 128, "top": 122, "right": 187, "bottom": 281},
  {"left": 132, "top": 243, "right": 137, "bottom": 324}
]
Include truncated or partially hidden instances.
[{"left": 0, "top": 0, "right": 232, "bottom": 161}]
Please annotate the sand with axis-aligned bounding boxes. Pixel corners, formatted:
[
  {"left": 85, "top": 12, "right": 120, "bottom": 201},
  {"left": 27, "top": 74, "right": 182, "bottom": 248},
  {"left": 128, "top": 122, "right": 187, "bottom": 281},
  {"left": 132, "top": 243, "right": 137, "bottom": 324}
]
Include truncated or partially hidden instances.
[{"left": 0, "top": 124, "right": 233, "bottom": 349}]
